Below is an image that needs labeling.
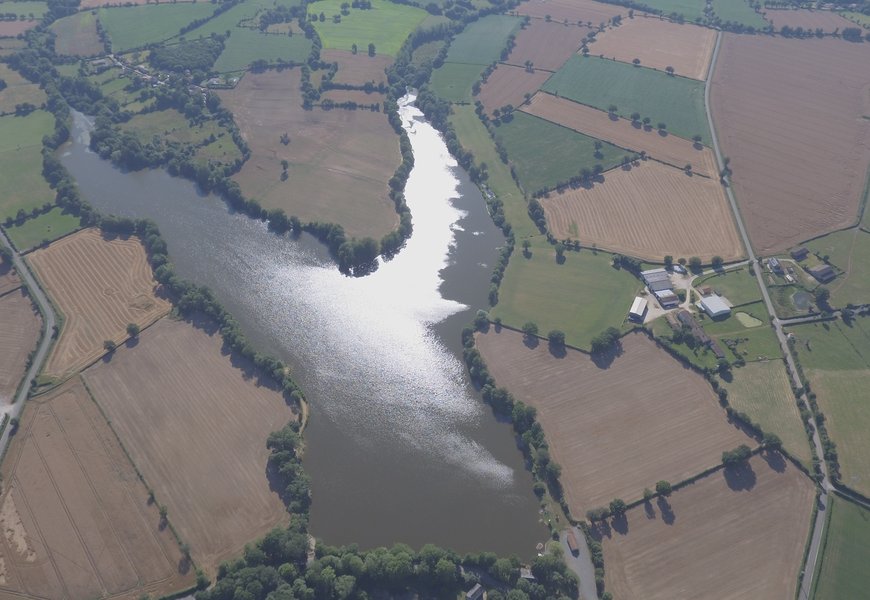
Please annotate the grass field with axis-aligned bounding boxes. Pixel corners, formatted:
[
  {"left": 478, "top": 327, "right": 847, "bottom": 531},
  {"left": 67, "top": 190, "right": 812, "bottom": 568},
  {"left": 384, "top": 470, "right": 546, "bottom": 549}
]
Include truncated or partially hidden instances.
[
  {"left": 632, "top": 0, "right": 706, "bottom": 21},
  {"left": 596, "top": 454, "right": 814, "bottom": 599},
  {"left": 0, "top": 0, "right": 46, "bottom": 18},
  {"left": 543, "top": 55, "right": 710, "bottom": 144},
  {"left": 505, "top": 19, "right": 589, "bottom": 72},
  {"left": 308, "top": 0, "right": 426, "bottom": 56},
  {"left": 121, "top": 109, "right": 227, "bottom": 146},
  {"left": 428, "top": 62, "right": 485, "bottom": 102},
  {"left": 476, "top": 329, "right": 752, "bottom": 513},
  {"left": 789, "top": 317, "right": 870, "bottom": 372},
  {"left": 322, "top": 49, "right": 392, "bottom": 86},
  {"left": 700, "top": 300, "right": 782, "bottom": 361},
  {"left": 840, "top": 10, "right": 870, "bottom": 27},
  {"left": 0, "top": 289, "right": 40, "bottom": 404},
  {"left": 0, "top": 111, "right": 56, "bottom": 221},
  {"left": 806, "top": 229, "right": 870, "bottom": 307},
  {"left": 27, "top": 229, "right": 171, "bottom": 380},
  {"left": 0, "top": 64, "right": 46, "bottom": 115},
  {"left": 813, "top": 497, "right": 870, "bottom": 599},
  {"left": 98, "top": 3, "right": 217, "bottom": 52},
  {"left": 722, "top": 360, "right": 811, "bottom": 465},
  {"left": 0, "top": 263, "right": 21, "bottom": 296},
  {"left": 214, "top": 28, "right": 312, "bottom": 72},
  {"left": 695, "top": 267, "right": 762, "bottom": 307},
  {"left": 514, "top": 0, "right": 624, "bottom": 25},
  {"left": 0, "top": 377, "right": 193, "bottom": 599},
  {"left": 494, "top": 111, "right": 627, "bottom": 195},
  {"left": 711, "top": 0, "right": 767, "bottom": 27},
  {"left": 50, "top": 10, "right": 103, "bottom": 56},
  {"left": 83, "top": 317, "right": 295, "bottom": 575},
  {"left": 442, "top": 14, "right": 521, "bottom": 65},
  {"left": 492, "top": 239, "right": 641, "bottom": 349},
  {"left": 5, "top": 207, "right": 83, "bottom": 252}
]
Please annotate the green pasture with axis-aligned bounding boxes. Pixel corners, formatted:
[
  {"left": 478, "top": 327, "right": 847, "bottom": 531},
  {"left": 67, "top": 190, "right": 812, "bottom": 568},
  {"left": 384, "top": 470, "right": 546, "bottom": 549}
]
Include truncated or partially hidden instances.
[
  {"left": 308, "top": 0, "right": 427, "bottom": 56},
  {"left": 0, "top": 1, "right": 46, "bottom": 19},
  {"left": 840, "top": 11, "right": 870, "bottom": 27},
  {"left": 0, "top": 108, "right": 52, "bottom": 155},
  {"left": 632, "top": 0, "right": 706, "bottom": 22},
  {"left": 428, "top": 62, "right": 484, "bottom": 102},
  {"left": 807, "top": 229, "right": 870, "bottom": 307},
  {"left": 492, "top": 239, "right": 641, "bottom": 350},
  {"left": 0, "top": 64, "right": 46, "bottom": 114},
  {"left": 449, "top": 106, "right": 537, "bottom": 239},
  {"left": 214, "top": 28, "right": 311, "bottom": 71},
  {"left": 50, "top": 10, "right": 103, "bottom": 57},
  {"left": 0, "top": 111, "right": 55, "bottom": 220},
  {"left": 5, "top": 207, "right": 82, "bottom": 251},
  {"left": 711, "top": 0, "right": 767, "bottom": 28},
  {"left": 173, "top": 0, "right": 298, "bottom": 39},
  {"left": 813, "top": 497, "right": 870, "bottom": 600},
  {"left": 98, "top": 3, "right": 216, "bottom": 52},
  {"left": 699, "top": 300, "right": 781, "bottom": 361},
  {"left": 543, "top": 55, "right": 710, "bottom": 144},
  {"left": 410, "top": 40, "right": 445, "bottom": 68},
  {"left": 695, "top": 267, "right": 761, "bottom": 307},
  {"left": 789, "top": 316, "right": 870, "bottom": 372},
  {"left": 443, "top": 14, "right": 521, "bottom": 65},
  {"left": 493, "top": 111, "right": 627, "bottom": 195},
  {"left": 121, "top": 109, "right": 230, "bottom": 147}
]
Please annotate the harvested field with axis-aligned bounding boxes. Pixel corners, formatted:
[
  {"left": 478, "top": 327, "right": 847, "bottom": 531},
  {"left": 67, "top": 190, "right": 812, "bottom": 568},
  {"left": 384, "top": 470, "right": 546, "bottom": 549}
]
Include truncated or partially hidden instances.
[
  {"left": 222, "top": 70, "right": 400, "bottom": 240},
  {"left": 321, "top": 49, "right": 392, "bottom": 86},
  {"left": 765, "top": 8, "right": 854, "bottom": 32},
  {"left": 710, "top": 34, "right": 870, "bottom": 253},
  {"left": 50, "top": 11, "right": 103, "bottom": 56},
  {"left": 505, "top": 19, "right": 589, "bottom": 72},
  {"left": 27, "top": 228, "right": 170, "bottom": 379},
  {"left": 522, "top": 92, "right": 718, "bottom": 177},
  {"left": 594, "top": 454, "right": 814, "bottom": 600},
  {"left": 515, "top": 0, "right": 624, "bottom": 26},
  {"left": 0, "top": 378, "right": 193, "bottom": 599},
  {"left": 0, "top": 21, "right": 37, "bottom": 36},
  {"left": 83, "top": 317, "right": 294, "bottom": 575},
  {"left": 477, "top": 64, "right": 550, "bottom": 116},
  {"left": 475, "top": 330, "right": 752, "bottom": 513},
  {"left": 0, "top": 289, "right": 40, "bottom": 404},
  {"left": 320, "top": 90, "right": 385, "bottom": 106},
  {"left": 541, "top": 160, "right": 743, "bottom": 262},
  {"left": 0, "top": 64, "right": 46, "bottom": 115},
  {"left": 589, "top": 16, "right": 716, "bottom": 80}
]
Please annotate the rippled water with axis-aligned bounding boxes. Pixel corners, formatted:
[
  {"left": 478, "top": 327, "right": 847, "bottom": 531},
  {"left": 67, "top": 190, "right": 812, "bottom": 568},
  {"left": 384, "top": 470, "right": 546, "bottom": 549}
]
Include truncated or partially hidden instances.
[{"left": 62, "top": 96, "right": 545, "bottom": 555}]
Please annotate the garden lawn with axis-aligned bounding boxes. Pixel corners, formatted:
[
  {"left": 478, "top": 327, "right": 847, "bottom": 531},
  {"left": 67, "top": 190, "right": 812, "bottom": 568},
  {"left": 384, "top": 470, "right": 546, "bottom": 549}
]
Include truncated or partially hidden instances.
[
  {"left": 98, "top": 3, "right": 217, "bottom": 52},
  {"left": 493, "top": 111, "right": 627, "bottom": 195},
  {"left": 5, "top": 207, "right": 82, "bottom": 252},
  {"left": 308, "top": 0, "right": 427, "bottom": 56},
  {"left": 543, "top": 55, "right": 710, "bottom": 144},
  {"left": 0, "top": 111, "right": 55, "bottom": 220},
  {"left": 443, "top": 14, "right": 521, "bottom": 65},
  {"left": 813, "top": 497, "right": 870, "bottom": 599},
  {"left": 492, "top": 239, "right": 641, "bottom": 350}
]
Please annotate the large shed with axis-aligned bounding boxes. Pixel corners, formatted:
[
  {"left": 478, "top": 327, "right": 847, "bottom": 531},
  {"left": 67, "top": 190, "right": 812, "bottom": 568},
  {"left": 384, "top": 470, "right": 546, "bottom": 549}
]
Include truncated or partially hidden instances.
[
  {"left": 629, "top": 296, "right": 648, "bottom": 322},
  {"left": 700, "top": 295, "right": 731, "bottom": 318}
]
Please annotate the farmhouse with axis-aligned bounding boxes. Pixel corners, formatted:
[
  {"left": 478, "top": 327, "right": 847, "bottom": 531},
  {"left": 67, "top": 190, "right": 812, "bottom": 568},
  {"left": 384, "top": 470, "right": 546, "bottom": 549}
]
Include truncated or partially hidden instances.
[
  {"left": 790, "top": 247, "right": 809, "bottom": 261},
  {"left": 808, "top": 264, "right": 836, "bottom": 283},
  {"left": 629, "top": 296, "right": 648, "bottom": 322},
  {"left": 700, "top": 295, "right": 731, "bottom": 319}
]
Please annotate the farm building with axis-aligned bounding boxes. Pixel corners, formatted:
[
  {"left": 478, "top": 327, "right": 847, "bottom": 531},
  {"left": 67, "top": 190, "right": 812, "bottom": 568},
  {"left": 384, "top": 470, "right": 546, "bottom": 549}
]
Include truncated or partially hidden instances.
[
  {"left": 790, "top": 247, "right": 809, "bottom": 260},
  {"left": 808, "top": 264, "right": 835, "bottom": 283},
  {"left": 648, "top": 279, "right": 673, "bottom": 293},
  {"left": 768, "top": 257, "right": 783, "bottom": 273},
  {"left": 709, "top": 339, "right": 726, "bottom": 359},
  {"left": 566, "top": 529, "right": 580, "bottom": 555},
  {"left": 466, "top": 584, "right": 485, "bottom": 600},
  {"left": 654, "top": 289, "right": 680, "bottom": 308},
  {"left": 642, "top": 268, "right": 671, "bottom": 286},
  {"left": 700, "top": 295, "right": 731, "bottom": 319},
  {"left": 629, "top": 296, "right": 648, "bottom": 322}
]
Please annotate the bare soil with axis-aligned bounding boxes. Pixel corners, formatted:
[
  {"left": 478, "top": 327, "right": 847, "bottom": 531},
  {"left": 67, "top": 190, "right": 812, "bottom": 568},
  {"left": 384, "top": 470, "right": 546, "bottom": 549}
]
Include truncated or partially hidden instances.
[
  {"left": 27, "top": 229, "right": 171, "bottom": 380},
  {"left": 710, "top": 34, "right": 870, "bottom": 253},
  {"left": 82, "top": 317, "right": 295, "bottom": 576},
  {"left": 0, "top": 289, "right": 40, "bottom": 404},
  {"left": 515, "top": 0, "right": 625, "bottom": 26},
  {"left": 541, "top": 160, "right": 743, "bottom": 261},
  {"left": 321, "top": 49, "right": 392, "bottom": 86},
  {"left": 478, "top": 64, "right": 551, "bottom": 116},
  {"left": 589, "top": 16, "right": 716, "bottom": 80},
  {"left": 764, "top": 8, "right": 854, "bottom": 32},
  {"left": 594, "top": 454, "right": 815, "bottom": 600},
  {"left": 0, "top": 377, "right": 193, "bottom": 599},
  {"left": 475, "top": 329, "right": 753, "bottom": 514},
  {"left": 0, "top": 22, "right": 37, "bottom": 36},
  {"left": 505, "top": 19, "right": 590, "bottom": 72}
]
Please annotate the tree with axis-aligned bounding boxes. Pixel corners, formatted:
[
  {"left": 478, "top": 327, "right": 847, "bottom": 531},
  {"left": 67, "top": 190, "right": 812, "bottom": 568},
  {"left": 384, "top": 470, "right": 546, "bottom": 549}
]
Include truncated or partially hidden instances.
[
  {"left": 664, "top": 255, "right": 673, "bottom": 268},
  {"left": 522, "top": 239, "right": 531, "bottom": 257},
  {"left": 813, "top": 286, "right": 831, "bottom": 312},
  {"left": 607, "top": 104, "right": 617, "bottom": 115},
  {"left": 126, "top": 323, "right": 140, "bottom": 337},
  {"left": 351, "top": 43, "right": 357, "bottom": 54},
  {"left": 632, "top": 57, "right": 640, "bottom": 66},
  {"left": 642, "top": 487, "right": 654, "bottom": 502},
  {"left": 711, "top": 255, "right": 723, "bottom": 269},
  {"left": 762, "top": 432, "right": 782, "bottom": 451},
  {"left": 522, "top": 321, "right": 539, "bottom": 339},
  {"left": 721, "top": 444, "right": 752, "bottom": 467},
  {"left": 103, "top": 339, "right": 117, "bottom": 352},
  {"left": 158, "top": 504, "right": 168, "bottom": 521},
  {"left": 688, "top": 256, "right": 702, "bottom": 273},
  {"left": 630, "top": 112, "right": 640, "bottom": 123},
  {"left": 609, "top": 498, "right": 626, "bottom": 516},
  {"left": 367, "top": 42, "right": 375, "bottom": 56},
  {"left": 657, "top": 122, "right": 667, "bottom": 132},
  {"left": 665, "top": 65, "right": 674, "bottom": 75},
  {"left": 655, "top": 480, "right": 672, "bottom": 496},
  {"left": 692, "top": 134, "right": 702, "bottom": 144},
  {"left": 547, "top": 330, "right": 565, "bottom": 348},
  {"left": 554, "top": 243, "right": 565, "bottom": 262}
]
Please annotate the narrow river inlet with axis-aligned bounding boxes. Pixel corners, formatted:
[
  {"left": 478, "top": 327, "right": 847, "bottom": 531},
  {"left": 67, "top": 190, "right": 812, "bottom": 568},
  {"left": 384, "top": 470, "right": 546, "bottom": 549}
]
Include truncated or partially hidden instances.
[{"left": 61, "top": 95, "right": 547, "bottom": 555}]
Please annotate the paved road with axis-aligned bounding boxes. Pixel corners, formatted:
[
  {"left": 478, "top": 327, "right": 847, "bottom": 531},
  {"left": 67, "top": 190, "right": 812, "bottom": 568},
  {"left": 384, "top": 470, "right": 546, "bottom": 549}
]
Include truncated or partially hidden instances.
[
  {"left": 559, "top": 528, "right": 598, "bottom": 600},
  {"left": 705, "top": 31, "right": 830, "bottom": 600},
  {"left": 0, "top": 229, "right": 57, "bottom": 458}
]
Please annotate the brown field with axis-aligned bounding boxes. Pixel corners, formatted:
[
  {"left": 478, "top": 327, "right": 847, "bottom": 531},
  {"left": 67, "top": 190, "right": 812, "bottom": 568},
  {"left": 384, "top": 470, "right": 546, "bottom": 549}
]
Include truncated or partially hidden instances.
[
  {"left": 523, "top": 92, "right": 718, "bottom": 176},
  {"left": 0, "top": 64, "right": 46, "bottom": 114},
  {"left": 0, "top": 378, "right": 193, "bottom": 599},
  {"left": 320, "top": 89, "right": 385, "bottom": 106},
  {"left": 711, "top": 34, "right": 870, "bottom": 253},
  {"left": 0, "top": 21, "right": 37, "bottom": 36},
  {"left": 595, "top": 454, "right": 814, "bottom": 600},
  {"left": 0, "top": 263, "right": 21, "bottom": 296},
  {"left": 222, "top": 69, "right": 401, "bottom": 240},
  {"left": 505, "top": 20, "right": 590, "bottom": 71},
  {"left": 83, "top": 317, "right": 295, "bottom": 575},
  {"left": 50, "top": 12, "right": 103, "bottom": 57},
  {"left": 79, "top": 0, "right": 195, "bottom": 6},
  {"left": 321, "top": 50, "right": 392, "bottom": 87},
  {"left": 588, "top": 16, "right": 716, "bottom": 80},
  {"left": 765, "top": 8, "right": 854, "bottom": 32},
  {"left": 0, "top": 289, "right": 40, "bottom": 404},
  {"left": 515, "top": 0, "right": 625, "bottom": 26},
  {"left": 475, "top": 330, "right": 752, "bottom": 513},
  {"left": 541, "top": 160, "right": 743, "bottom": 261},
  {"left": 27, "top": 228, "right": 171, "bottom": 380},
  {"left": 478, "top": 64, "right": 550, "bottom": 116}
]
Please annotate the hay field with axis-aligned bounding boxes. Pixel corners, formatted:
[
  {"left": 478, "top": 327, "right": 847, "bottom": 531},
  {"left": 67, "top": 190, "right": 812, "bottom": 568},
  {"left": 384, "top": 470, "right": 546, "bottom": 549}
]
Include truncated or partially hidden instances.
[
  {"left": 765, "top": 8, "right": 854, "bottom": 32},
  {"left": 0, "top": 111, "right": 55, "bottom": 221},
  {"left": 322, "top": 49, "right": 391, "bottom": 86},
  {"left": 505, "top": 20, "right": 589, "bottom": 72},
  {"left": 0, "top": 378, "right": 192, "bottom": 599},
  {"left": 522, "top": 92, "right": 718, "bottom": 177},
  {"left": 589, "top": 16, "right": 715, "bottom": 80},
  {"left": 0, "top": 289, "right": 40, "bottom": 404},
  {"left": 475, "top": 330, "right": 752, "bottom": 512},
  {"left": 477, "top": 64, "right": 550, "bottom": 115},
  {"left": 540, "top": 160, "right": 743, "bottom": 262},
  {"left": 442, "top": 14, "right": 521, "bottom": 65},
  {"left": 515, "top": 0, "right": 624, "bottom": 26},
  {"left": 710, "top": 35, "right": 870, "bottom": 254},
  {"left": 595, "top": 454, "right": 814, "bottom": 600},
  {"left": 0, "top": 64, "right": 46, "bottom": 115},
  {"left": 308, "top": 0, "right": 427, "bottom": 56},
  {"left": 27, "top": 229, "right": 171, "bottom": 379},
  {"left": 50, "top": 11, "right": 103, "bottom": 56},
  {"left": 98, "top": 3, "right": 217, "bottom": 52},
  {"left": 222, "top": 69, "right": 400, "bottom": 240},
  {"left": 83, "top": 318, "right": 294, "bottom": 575},
  {"left": 813, "top": 497, "right": 870, "bottom": 599}
]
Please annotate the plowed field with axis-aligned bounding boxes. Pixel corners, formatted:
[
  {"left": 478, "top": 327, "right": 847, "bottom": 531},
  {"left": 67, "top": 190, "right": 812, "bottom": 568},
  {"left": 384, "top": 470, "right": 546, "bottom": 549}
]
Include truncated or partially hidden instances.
[
  {"left": 595, "top": 454, "right": 814, "bottom": 600},
  {"left": 0, "top": 289, "right": 40, "bottom": 404},
  {"left": 589, "top": 16, "right": 715, "bottom": 80},
  {"left": 478, "top": 64, "right": 550, "bottom": 116},
  {"left": 83, "top": 318, "right": 294, "bottom": 575},
  {"left": 710, "top": 34, "right": 870, "bottom": 253},
  {"left": 765, "top": 8, "right": 853, "bottom": 32},
  {"left": 0, "top": 378, "right": 192, "bottom": 599},
  {"left": 523, "top": 92, "right": 717, "bottom": 176},
  {"left": 516, "top": 0, "right": 624, "bottom": 26},
  {"left": 27, "top": 228, "right": 170, "bottom": 380},
  {"left": 541, "top": 160, "right": 743, "bottom": 262},
  {"left": 321, "top": 49, "right": 392, "bottom": 86},
  {"left": 505, "top": 20, "right": 589, "bottom": 71},
  {"left": 475, "top": 330, "right": 752, "bottom": 513}
]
